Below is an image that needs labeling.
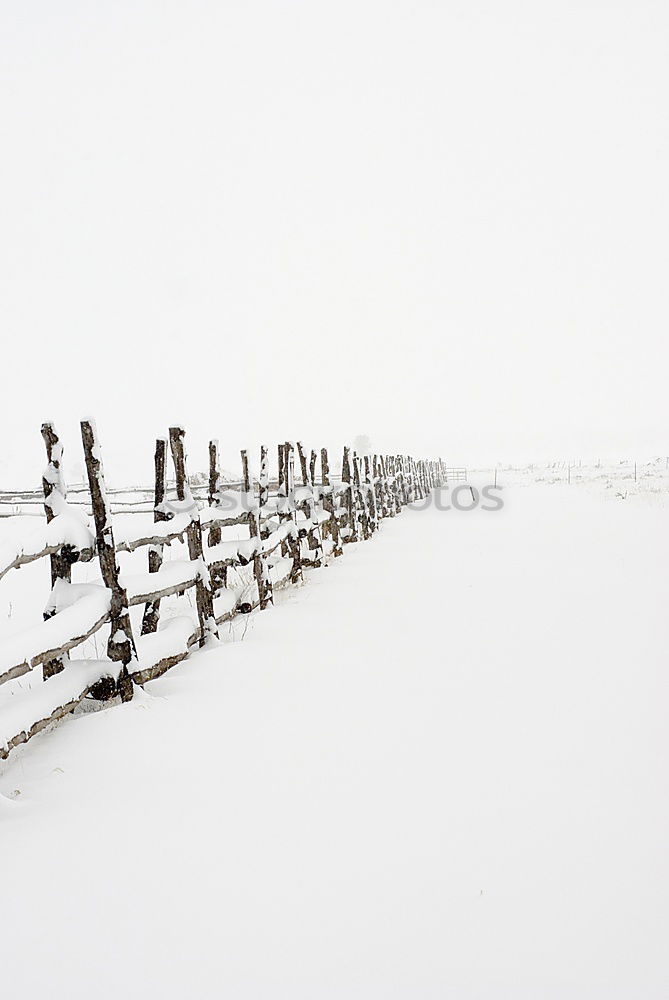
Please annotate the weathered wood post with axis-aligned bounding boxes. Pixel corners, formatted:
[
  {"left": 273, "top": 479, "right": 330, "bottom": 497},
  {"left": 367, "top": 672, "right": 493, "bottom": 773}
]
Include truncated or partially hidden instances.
[
  {"left": 259, "top": 444, "right": 270, "bottom": 540},
  {"left": 41, "top": 423, "right": 71, "bottom": 679},
  {"left": 308, "top": 462, "right": 324, "bottom": 568},
  {"left": 353, "top": 454, "right": 371, "bottom": 540},
  {"left": 378, "top": 455, "right": 392, "bottom": 518},
  {"left": 141, "top": 438, "right": 168, "bottom": 635},
  {"left": 385, "top": 455, "right": 395, "bottom": 513},
  {"left": 208, "top": 439, "right": 222, "bottom": 547},
  {"left": 372, "top": 455, "right": 382, "bottom": 519},
  {"left": 408, "top": 457, "right": 417, "bottom": 501},
  {"left": 277, "top": 442, "right": 286, "bottom": 497},
  {"left": 321, "top": 447, "right": 342, "bottom": 556},
  {"left": 297, "top": 441, "right": 309, "bottom": 486},
  {"left": 284, "top": 441, "right": 303, "bottom": 583},
  {"left": 410, "top": 457, "right": 418, "bottom": 500},
  {"left": 277, "top": 443, "right": 290, "bottom": 557},
  {"left": 296, "top": 443, "right": 322, "bottom": 567},
  {"left": 241, "top": 449, "right": 272, "bottom": 610},
  {"left": 396, "top": 455, "right": 407, "bottom": 506},
  {"left": 365, "top": 455, "right": 378, "bottom": 533},
  {"left": 169, "top": 426, "right": 217, "bottom": 645},
  {"left": 80, "top": 419, "right": 135, "bottom": 702},
  {"left": 342, "top": 446, "right": 358, "bottom": 542}
]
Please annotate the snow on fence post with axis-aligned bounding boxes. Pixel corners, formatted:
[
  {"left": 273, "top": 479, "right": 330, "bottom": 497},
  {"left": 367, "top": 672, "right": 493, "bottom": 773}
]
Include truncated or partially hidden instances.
[
  {"left": 353, "top": 454, "right": 371, "bottom": 541},
  {"left": 365, "top": 455, "right": 378, "bottom": 533},
  {"left": 378, "top": 454, "right": 391, "bottom": 518},
  {"left": 372, "top": 454, "right": 381, "bottom": 517},
  {"left": 80, "top": 419, "right": 135, "bottom": 702},
  {"left": 395, "top": 455, "right": 403, "bottom": 505},
  {"left": 384, "top": 455, "right": 392, "bottom": 509},
  {"left": 168, "top": 426, "right": 217, "bottom": 646},
  {"left": 208, "top": 439, "right": 222, "bottom": 547},
  {"left": 407, "top": 457, "right": 413, "bottom": 501},
  {"left": 40, "top": 422, "right": 71, "bottom": 679},
  {"left": 284, "top": 442, "right": 303, "bottom": 584},
  {"left": 410, "top": 457, "right": 421, "bottom": 501},
  {"left": 259, "top": 444, "right": 270, "bottom": 540},
  {"left": 276, "top": 443, "right": 289, "bottom": 557},
  {"left": 384, "top": 455, "right": 396, "bottom": 516},
  {"left": 377, "top": 455, "right": 389, "bottom": 518},
  {"left": 141, "top": 438, "right": 169, "bottom": 635},
  {"left": 305, "top": 447, "right": 323, "bottom": 567},
  {"left": 390, "top": 455, "right": 400, "bottom": 512},
  {"left": 241, "top": 449, "right": 272, "bottom": 610},
  {"left": 320, "top": 447, "right": 342, "bottom": 556},
  {"left": 277, "top": 443, "right": 286, "bottom": 497},
  {"left": 342, "top": 446, "right": 358, "bottom": 543},
  {"left": 294, "top": 441, "right": 321, "bottom": 567}
]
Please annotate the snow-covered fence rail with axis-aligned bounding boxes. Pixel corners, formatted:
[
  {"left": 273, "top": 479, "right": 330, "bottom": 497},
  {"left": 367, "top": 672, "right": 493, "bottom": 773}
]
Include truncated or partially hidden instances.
[{"left": 0, "top": 422, "right": 446, "bottom": 760}]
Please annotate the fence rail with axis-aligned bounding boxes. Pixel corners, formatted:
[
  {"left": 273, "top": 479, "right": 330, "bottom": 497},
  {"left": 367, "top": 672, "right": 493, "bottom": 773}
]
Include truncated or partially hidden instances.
[{"left": 0, "top": 422, "right": 446, "bottom": 760}]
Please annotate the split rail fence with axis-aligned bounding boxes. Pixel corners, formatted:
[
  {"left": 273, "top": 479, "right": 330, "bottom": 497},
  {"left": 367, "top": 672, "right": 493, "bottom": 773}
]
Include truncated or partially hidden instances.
[{"left": 0, "top": 422, "right": 446, "bottom": 760}]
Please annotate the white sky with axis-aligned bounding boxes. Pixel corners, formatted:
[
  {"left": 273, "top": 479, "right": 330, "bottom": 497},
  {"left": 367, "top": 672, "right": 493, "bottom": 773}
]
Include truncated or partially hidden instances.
[{"left": 1, "top": 0, "right": 667, "bottom": 486}]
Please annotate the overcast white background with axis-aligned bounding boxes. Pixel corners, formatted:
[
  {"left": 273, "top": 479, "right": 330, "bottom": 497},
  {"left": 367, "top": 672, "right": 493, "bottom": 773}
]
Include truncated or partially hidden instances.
[{"left": 1, "top": 0, "right": 667, "bottom": 485}]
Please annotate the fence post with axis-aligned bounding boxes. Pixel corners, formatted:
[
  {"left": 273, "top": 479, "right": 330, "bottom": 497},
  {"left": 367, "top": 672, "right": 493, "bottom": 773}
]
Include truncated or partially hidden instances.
[
  {"left": 297, "top": 441, "right": 309, "bottom": 486},
  {"left": 277, "top": 442, "right": 286, "bottom": 497},
  {"left": 40, "top": 422, "right": 72, "bottom": 679},
  {"left": 208, "top": 439, "right": 222, "bottom": 547},
  {"left": 169, "top": 426, "right": 217, "bottom": 645},
  {"left": 284, "top": 442, "right": 303, "bottom": 583},
  {"left": 241, "top": 449, "right": 273, "bottom": 610},
  {"left": 364, "top": 455, "right": 378, "bottom": 534},
  {"left": 320, "top": 447, "right": 342, "bottom": 556},
  {"left": 372, "top": 454, "right": 382, "bottom": 519},
  {"left": 306, "top": 448, "right": 324, "bottom": 567},
  {"left": 259, "top": 444, "right": 270, "bottom": 540},
  {"left": 342, "top": 446, "right": 358, "bottom": 542},
  {"left": 378, "top": 455, "right": 391, "bottom": 518},
  {"left": 141, "top": 438, "right": 168, "bottom": 635},
  {"left": 80, "top": 419, "right": 135, "bottom": 702},
  {"left": 354, "top": 454, "right": 371, "bottom": 540}
]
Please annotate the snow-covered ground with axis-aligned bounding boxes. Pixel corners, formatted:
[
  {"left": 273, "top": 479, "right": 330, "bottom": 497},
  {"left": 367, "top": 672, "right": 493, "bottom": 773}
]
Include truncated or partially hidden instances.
[{"left": 1, "top": 484, "right": 668, "bottom": 997}]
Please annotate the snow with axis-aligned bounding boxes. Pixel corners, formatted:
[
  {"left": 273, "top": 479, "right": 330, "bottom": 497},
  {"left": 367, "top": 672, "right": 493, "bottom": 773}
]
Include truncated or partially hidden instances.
[
  {"left": 114, "top": 511, "right": 192, "bottom": 551},
  {"left": 0, "top": 588, "right": 112, "bottom": 682},
  {"left": 0, "top": 504, "right": 94, "bottom": 580},
  {"left": 120, "top": 560, "right": 200, "bottom": 605},
  {"left": 0, "top": 484, "right": 667, "bottom": 997},
  {"left": 135, "top": 615, "right": 197, "bottom": 671},
  {"left": 45, "top": 579, "right": 108, "bottom": 616},
  {"left": 0, "top": 659, "right": 121, "bottom": 753},
  {"left": 207, "top": 537, "right": 260, "bottom": 565},
  {"left": 213, "top": 587, "right": 238, "bottom": 619},
  {"left": 199, "top": 489, "right": 253, "bottom": 522}
]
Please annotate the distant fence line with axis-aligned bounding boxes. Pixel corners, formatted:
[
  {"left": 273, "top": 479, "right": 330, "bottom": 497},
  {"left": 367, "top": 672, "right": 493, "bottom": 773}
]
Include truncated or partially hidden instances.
[{"left": 0, "top": 422, "right": 446, "bottom": 760}]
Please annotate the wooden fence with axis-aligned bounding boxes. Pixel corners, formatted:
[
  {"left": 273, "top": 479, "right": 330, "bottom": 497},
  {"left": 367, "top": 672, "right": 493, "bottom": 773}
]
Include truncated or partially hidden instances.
[{"left": 0, "top": 421, "right": 446, "bottom": 760}]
